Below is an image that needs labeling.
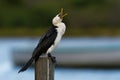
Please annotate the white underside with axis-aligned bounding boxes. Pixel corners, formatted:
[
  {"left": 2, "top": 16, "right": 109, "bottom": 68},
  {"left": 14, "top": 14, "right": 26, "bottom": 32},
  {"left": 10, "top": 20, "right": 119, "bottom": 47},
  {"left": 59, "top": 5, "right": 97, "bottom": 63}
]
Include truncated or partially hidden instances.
[
  {"left": 46, "top": 23, "right": 66, "bottom": 54},
  {"left": 46, "top": 34, "right": 61, "bottom": 54}
]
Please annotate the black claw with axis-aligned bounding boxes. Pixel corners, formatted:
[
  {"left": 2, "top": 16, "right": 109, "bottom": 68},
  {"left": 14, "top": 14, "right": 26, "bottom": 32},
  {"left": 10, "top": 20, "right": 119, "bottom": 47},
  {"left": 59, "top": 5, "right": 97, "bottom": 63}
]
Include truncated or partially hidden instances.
[
  {"left": 51, "top": 56, "right": 56, "bottom": 63},
  {"left": 48, "top": 53, "right": 56, "bottom": 64}
]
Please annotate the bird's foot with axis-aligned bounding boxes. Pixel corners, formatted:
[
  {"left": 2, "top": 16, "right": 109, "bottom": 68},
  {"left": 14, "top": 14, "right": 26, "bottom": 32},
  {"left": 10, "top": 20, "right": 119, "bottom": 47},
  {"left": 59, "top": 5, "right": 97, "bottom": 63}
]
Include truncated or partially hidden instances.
[{"left": 48, "top": 53, "right": 56, "bottom": 64}]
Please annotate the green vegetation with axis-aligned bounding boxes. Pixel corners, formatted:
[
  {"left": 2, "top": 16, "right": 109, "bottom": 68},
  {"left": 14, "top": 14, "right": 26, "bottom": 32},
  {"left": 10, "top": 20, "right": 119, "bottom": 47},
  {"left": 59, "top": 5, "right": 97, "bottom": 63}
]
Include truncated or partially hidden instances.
[{"left": 0, "top": 0, "right": 120, "bottom": 36}]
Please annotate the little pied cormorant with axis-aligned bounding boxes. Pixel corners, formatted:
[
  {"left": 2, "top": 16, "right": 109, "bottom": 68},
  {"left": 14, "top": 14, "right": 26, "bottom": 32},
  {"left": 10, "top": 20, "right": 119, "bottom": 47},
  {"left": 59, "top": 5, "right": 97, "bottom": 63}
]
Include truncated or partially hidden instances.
[{"left": 18, "top": 8, "right": 67, "bottom": 73}]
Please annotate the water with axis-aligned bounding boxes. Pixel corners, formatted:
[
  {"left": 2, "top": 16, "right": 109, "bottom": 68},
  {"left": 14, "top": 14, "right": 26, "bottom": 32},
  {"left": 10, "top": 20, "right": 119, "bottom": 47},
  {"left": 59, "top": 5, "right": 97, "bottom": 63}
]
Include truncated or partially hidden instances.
[
  {"left": 1, "top": 67, "right": 120, "bottom": 80},
  {"left": 0, "top": 37, "right": 120, "bottom": 80}
]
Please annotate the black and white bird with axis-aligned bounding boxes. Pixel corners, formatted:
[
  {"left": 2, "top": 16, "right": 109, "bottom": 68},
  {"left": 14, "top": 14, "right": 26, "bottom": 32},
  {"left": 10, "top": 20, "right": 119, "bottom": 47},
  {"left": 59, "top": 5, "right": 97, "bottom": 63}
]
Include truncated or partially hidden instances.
[{"left": 18, "top": 8, "right": 67, "bottom": 73}]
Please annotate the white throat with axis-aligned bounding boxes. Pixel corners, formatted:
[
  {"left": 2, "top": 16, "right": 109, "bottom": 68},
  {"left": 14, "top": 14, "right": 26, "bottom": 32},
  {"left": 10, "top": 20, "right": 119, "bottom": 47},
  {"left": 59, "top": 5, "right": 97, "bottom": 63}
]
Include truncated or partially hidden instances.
[
  {"left": 52, "top": 14, "right": 66, "bottom": 35},
  {"left": 52, "top": 15, "right": 62, "bottom": 26}
]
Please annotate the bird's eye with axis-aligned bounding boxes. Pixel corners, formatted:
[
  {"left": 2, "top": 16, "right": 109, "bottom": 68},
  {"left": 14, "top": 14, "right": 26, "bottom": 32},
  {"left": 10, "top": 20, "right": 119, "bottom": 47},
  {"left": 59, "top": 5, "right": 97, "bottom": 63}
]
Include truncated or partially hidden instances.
[
  {"left": 58, "top": 13, "right": 60, "bottom": 17},
  {"left": 58, "top": 13, "right": 62, "bottom": 19}
]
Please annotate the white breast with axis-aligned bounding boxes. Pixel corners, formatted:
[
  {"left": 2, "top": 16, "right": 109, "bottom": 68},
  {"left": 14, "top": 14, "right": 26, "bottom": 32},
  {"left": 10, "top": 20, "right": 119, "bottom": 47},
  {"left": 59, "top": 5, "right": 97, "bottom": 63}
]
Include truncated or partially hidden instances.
[{"left": 46, "top": 23, "right": 66, "bottom": 54}]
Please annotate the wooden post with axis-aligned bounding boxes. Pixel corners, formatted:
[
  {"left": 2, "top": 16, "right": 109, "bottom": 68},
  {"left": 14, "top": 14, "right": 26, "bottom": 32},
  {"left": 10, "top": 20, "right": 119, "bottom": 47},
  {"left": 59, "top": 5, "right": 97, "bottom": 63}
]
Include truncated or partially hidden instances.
[{"left": 35, "top": 57, "right": 54, "bottom": 80}]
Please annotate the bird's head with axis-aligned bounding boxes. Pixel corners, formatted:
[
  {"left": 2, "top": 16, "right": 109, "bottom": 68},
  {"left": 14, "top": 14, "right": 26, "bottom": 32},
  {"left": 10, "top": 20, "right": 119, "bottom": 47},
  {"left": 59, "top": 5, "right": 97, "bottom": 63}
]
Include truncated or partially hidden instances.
[{"left": 52, "top": 8, "right": 68, "bottom": 26}]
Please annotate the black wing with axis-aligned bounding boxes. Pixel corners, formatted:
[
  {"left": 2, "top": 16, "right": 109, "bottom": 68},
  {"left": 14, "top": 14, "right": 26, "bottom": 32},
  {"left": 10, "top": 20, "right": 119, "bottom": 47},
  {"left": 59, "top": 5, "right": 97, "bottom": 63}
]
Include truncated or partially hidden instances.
[{"left": 32, "top": 27, "right": 57, "bottom": 58}]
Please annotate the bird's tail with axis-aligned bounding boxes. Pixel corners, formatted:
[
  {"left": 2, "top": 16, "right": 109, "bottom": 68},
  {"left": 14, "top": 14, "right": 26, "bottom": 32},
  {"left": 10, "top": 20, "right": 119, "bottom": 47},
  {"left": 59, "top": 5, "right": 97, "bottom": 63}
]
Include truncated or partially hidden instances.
[{"left": 18, "top": 57, "right": 34, "bottom": 73}]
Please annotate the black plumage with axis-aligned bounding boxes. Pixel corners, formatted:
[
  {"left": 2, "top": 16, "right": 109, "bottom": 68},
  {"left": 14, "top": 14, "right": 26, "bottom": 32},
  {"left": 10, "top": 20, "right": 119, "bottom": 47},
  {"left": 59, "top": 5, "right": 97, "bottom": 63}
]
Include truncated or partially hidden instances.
[
  {"left": 18, "top": 26, "right": 57, "bottom": 73},
  {"left": 18, "top": 8, "right": 67, "bottom": 73}
]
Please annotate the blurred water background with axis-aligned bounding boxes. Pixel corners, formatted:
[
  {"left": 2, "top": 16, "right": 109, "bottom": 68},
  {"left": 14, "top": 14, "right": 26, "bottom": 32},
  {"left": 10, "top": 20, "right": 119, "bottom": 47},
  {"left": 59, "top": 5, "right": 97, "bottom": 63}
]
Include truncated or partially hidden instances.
[
  {"left": 1, "top": 37, "right": 120, "bottom": 80},
  {"left": 0, "top": 0, "right": 120, "bottom": 80}
]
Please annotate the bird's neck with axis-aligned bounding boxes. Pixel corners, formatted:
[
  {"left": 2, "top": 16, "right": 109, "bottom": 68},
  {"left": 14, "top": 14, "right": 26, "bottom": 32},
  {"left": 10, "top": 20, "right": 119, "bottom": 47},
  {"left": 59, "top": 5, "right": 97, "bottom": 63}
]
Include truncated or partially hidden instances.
[
  {"left": 55, "top": 22, "right": 66, "bottom": 35},
  {"left": 53, "top": 22, "right": 64, "bottom": 27}
]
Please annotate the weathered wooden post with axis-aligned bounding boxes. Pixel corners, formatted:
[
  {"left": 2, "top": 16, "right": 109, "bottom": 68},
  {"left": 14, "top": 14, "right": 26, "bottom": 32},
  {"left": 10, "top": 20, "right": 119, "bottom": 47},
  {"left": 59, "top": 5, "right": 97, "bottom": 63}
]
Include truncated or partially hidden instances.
[{"left": 35, "top": 57, "right": 55, "bottom": 80}]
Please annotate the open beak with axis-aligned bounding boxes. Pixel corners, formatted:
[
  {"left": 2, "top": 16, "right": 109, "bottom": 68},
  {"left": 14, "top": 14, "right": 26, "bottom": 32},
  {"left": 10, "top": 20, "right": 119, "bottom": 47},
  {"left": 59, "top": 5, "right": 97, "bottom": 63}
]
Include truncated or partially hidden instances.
[{"left": 59, "top": 8, "right": 68, "bottom": 19}]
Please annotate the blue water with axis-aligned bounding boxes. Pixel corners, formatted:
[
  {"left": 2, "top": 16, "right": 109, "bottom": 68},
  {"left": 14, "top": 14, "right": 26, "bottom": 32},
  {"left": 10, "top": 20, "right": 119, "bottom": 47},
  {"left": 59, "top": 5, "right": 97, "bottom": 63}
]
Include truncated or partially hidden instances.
[
  {"left": 1, "top": 67, "right": 120, "bottom": 80},
  {"left": 0, "top": 37, "right": 120, "bottom": 80}
]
